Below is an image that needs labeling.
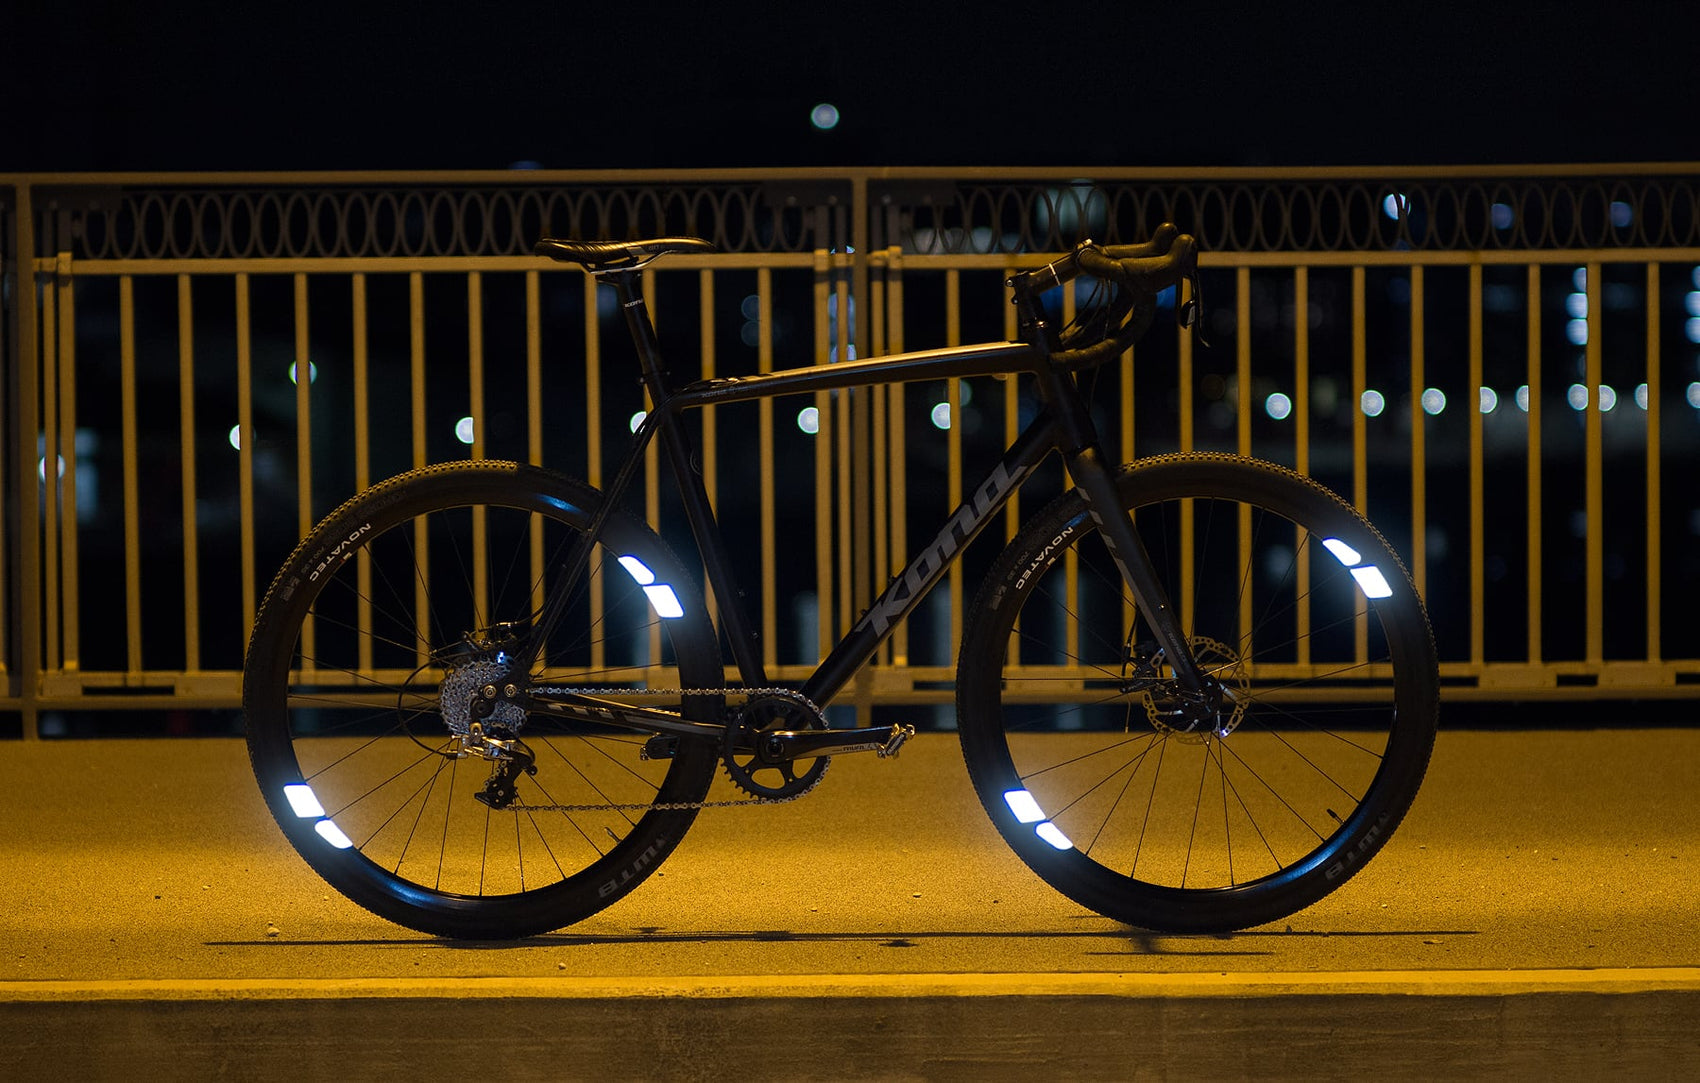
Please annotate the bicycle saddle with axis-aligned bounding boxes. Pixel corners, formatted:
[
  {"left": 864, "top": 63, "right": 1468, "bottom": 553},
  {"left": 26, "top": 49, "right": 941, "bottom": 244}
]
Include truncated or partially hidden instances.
[{"left": 534, "top": 236, "right": 717, "bottom": 272}]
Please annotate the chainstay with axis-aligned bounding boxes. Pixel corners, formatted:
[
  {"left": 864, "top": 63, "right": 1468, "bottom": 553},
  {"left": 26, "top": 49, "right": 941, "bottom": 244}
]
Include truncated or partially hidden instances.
[{"left": 512, "top": 684, "right": 828, "bottom": 813}]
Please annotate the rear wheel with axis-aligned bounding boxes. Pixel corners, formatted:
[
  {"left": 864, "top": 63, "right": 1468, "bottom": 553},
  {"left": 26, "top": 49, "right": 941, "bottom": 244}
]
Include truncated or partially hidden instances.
[
  {"left": 243, "top": 461, "right": 721, "bottom": 938},
  {"left": 956, "top": 453, "right": 1438, "bottom": 932}
]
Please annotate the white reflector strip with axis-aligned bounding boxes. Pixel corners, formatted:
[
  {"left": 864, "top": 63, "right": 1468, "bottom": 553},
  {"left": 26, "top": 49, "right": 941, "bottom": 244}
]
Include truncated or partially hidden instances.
[
  {"left": 1003, "top": 789, "right": 1046, "bottom": 824},
  {"left": 1351, "top": 565, "right": 1395, "bottom": 599},
  {"left": 618, "top": 555, "right": 656, "bottom": 585},
  {"left": 315, "top": 820, "right": 355, "bottom": 849},
  {"left": 283, "top": 784, "right": 325, "bottom": 819},
  {"left": 1035, "top": 822, "right": 1074, "bottom": 850},
  {"left": 643, "top": 584, "right": 685, "bottom": 619},
  {"left": 1322, "top": 538, "right": 1362, "bottom": 566}
]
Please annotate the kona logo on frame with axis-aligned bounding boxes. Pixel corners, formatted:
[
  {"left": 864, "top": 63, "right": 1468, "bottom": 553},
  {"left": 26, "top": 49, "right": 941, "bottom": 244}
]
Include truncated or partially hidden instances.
[{"left": 858, "top": 461, "right": 1031, "bottom": 636}]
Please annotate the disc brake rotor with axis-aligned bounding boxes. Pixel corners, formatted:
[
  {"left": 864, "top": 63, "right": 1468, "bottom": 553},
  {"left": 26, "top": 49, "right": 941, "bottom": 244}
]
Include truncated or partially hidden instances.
[{"left": 1140, "top": 635, "right": 1249, "bottom": 742}]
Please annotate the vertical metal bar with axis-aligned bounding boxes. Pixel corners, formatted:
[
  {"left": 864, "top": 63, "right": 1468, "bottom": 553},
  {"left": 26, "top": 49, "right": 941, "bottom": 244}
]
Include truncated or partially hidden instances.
[
  {"left": 814, "top": 248, "right": 833, "bottom": 657},
  {"left": 120, "top": 276, "right": 143, "bottom": 675},
  {"left": 468, "top": 272, "right": 485, "bottom": 461},
  {"left": 55, "top": 259, "right": 79, "bottom": 674},
  {"left": 1584, "top": 260, "right": 1603, "bottom": 666},
  {"left": 699, "top": 268, "right": 719, "bottom": 631},
  {"left": 834, "top": 255, "right": 852, "bottom": 641},
  {"left": 8, "top": 183, "right": 43, "bottom": 735},
  {"left": 850, "top": 180, "right": 873, "bottom": 718},
  {"left": 177, "top": 275, "right": 201, "bottom": 672},
  {"left": 870, "top": 255, "right": 890, "bottom": 665},
  {"left": 410, "top": 272, "right": 427, "bottom": 469},
  {"left": 1352, "top": 266, "right": 1369, "bottom": 665},
  {"left": 643, "top": 269, "right": 662, "bottom": 666},
  {"left": 1061, "top": 277, "right": 1079, "bottom": 664},
  {"left": 888, "top": 254, "right": 909, "bottom": 666},
  {"left": 40, "top": 262, "right": 60, "bottom": 675},
  {"left": 7, "top": 186, "right": 43, "bottom": 734},
  {"left": 1293, "top": 268, "right": 1310, "bottom": 476},
  {"left": 757, "top": 268, "right": 777, "bottom": 669},
  {"left": 236, "top": 274, "right": 257, "bottom": 640},
  {"left": 1236, "top": 267, "right": 1253, "bottom": 656},
  {"left": 1645, "top": 262, "right": 1662, "bottom": 662},
  {"left": 1002, "top": 268, "right": 1021, "bottom": 542},
  {"left": 0, "top": 219, "right": 11, "bottom": 697},
  {"left": 467, "top": 272, "right": 489, "bottom": 632},
  {"left": 1525, "top": 264, "right": 1543, "bottom": 665},
  {"left": 1236, "top": 267, "right": 1252, "bottom": 458},
  {"left": 526, "top": 271, "right": 545, "bottom": 628},
  {"left": 1293, "top": 267, "right": 1311, "bottom": 669},
  {"left": 353, "top": 275, "right": 370, "bottom": 489},
  {"left": 1002, "top": 268, "right": 1024, "bottom": 668},
  {"left": 1177, "top": 272, "right": 1196, "bottom": 640},
  {"left": 352, "top": 273, "right": 372, "bottom": 674},
  {"left": 1468, "top": 262, "right": 1485, "bottom": 669},
  {"left": 294, "top": 273, "right": 312, "bottom": 532},
  {"left": 293, "top": 274, "right": 314, "bottom": 670},
  {"left": 409, "top": 272, "right": 428, "bottom": 668},
  {"left": 584, "top": 272, "right": 605, "bottom": 673},
  {"left": 1409, "top": 265, "right": 1427, "bottom": 595},
  {"left": 945, "top": 268, "right": 964, "bottom": 662}
]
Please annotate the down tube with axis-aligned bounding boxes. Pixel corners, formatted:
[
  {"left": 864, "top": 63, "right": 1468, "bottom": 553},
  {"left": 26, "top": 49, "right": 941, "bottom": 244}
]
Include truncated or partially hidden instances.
[{"left": 801, "top": 418, "right": 1058, "bottom": 708}]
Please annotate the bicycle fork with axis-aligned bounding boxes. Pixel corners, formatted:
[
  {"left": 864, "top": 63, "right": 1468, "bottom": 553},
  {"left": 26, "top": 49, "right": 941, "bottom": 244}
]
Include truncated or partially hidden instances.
[{"left": 1035, "top": 370, "right": 1220, "bottom": 727}]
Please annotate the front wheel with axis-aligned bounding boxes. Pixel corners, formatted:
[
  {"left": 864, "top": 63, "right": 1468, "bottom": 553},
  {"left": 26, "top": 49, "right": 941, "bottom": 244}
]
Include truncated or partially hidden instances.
[
  {"left": 243, "top": 461, "right": 723, "bottom": 938},
  {"left": 956, "top": 453, "right": 1438, "bottom": 933}
]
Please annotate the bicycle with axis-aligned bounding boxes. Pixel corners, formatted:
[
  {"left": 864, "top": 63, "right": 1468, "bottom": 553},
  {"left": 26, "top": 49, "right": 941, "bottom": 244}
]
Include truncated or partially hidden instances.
[{"left": 242, "top": 225, "right": 1439, "bottom": 939}]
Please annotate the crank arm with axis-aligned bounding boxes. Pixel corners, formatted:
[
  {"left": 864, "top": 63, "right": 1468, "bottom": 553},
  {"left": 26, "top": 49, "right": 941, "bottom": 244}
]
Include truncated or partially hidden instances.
[
  {"left": 758, "top": 724, "right": 916, "bottom": 760},
  {"left": 526, "top": 692, "right": 727, "bottom": 743}
]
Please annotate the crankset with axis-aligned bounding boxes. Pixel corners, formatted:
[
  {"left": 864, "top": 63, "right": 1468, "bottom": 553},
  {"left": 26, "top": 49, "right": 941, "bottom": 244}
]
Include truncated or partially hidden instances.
[{"left": 722, "top": 691, "right": 915, "bottom": 799}]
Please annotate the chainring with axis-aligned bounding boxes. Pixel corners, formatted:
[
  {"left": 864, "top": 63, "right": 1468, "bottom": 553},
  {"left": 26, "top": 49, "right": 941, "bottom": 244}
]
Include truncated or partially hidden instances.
[{"left": 722, "top": 692, "right": 830, "bottom": 799}]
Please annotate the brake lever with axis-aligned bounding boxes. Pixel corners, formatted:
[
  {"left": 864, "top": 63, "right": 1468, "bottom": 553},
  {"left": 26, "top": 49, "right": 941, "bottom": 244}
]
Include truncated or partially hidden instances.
[{"left": 1179, "top": 268, "right": 1212, "bottom": 349}]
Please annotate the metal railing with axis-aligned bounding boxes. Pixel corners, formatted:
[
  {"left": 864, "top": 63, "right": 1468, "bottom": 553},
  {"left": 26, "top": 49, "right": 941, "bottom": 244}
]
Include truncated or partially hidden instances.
[{"left": 6, "top": 166, "right": 1700, "bottom": 737}]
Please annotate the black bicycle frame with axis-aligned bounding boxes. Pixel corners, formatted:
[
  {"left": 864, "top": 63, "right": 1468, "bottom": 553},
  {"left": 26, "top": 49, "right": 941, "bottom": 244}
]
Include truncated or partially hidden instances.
[{"left": 519, "top": 268, "right": 1207, "bottom": 718}]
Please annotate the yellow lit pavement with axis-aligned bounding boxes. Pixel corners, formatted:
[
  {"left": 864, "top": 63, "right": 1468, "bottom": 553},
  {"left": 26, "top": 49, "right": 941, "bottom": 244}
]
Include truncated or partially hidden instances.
[{"left": 5, "top": 728, "right": 1700, "bottom": 1078}]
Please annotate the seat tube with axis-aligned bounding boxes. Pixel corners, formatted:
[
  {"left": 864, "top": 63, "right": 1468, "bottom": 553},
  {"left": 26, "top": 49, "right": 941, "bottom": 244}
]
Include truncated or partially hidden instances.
[{"left": 605, "top": 272, "right": 769, "bottom": 684}]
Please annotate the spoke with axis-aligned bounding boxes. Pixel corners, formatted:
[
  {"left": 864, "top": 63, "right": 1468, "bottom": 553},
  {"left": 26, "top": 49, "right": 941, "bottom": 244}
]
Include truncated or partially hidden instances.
[
  {"left": 1181, "top": 744, "right": 1211, "bottom": 888},
  {"left": 1129, "top": 736, "right": 1168, "bottom": 878},
  {"left": 1212, "top": 738, "right": 1331, "bottom": 841}
]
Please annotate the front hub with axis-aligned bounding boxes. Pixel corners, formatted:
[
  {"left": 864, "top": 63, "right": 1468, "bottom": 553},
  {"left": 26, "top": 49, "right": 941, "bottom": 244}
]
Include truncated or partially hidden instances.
[{"left": 1129, "top": 635, "right": 1249, "bottom": 742}]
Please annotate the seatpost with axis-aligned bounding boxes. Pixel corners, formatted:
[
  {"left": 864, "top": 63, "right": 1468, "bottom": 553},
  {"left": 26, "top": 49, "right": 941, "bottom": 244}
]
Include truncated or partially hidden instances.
[{"left": 608, "top": 272, "right": 669, "bottom": 392}]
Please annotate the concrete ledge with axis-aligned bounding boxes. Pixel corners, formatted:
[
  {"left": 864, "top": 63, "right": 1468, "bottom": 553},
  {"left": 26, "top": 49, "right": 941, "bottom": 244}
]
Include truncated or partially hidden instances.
[
  {"left": 8, "top": 966, "right": 1700, "bottom": 1001},
  {"left": 8, "top": 971, "right": 1700, "bottom": 1080}
]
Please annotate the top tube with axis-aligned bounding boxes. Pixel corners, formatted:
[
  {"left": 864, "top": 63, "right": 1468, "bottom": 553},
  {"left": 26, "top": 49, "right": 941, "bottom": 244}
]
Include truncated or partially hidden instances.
[{"left": 667, "top": 341, "right": 1042, "bottom": 412}]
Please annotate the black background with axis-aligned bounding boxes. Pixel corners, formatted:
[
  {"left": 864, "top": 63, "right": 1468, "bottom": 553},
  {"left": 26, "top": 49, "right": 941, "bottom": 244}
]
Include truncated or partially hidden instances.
[{"left": 5, "top": 0, "right": 1693, "bottom": 172}]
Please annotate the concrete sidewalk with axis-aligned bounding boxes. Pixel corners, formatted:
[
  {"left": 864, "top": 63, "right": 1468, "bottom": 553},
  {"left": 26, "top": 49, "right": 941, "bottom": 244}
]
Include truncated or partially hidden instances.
[{"left": 4, "top": 728, "right": 1699, "bottom": 1078}]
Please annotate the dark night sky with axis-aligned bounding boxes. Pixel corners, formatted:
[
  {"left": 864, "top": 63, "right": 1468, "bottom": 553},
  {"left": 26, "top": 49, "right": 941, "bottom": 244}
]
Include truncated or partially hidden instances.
[{"left": 5, "top": 1, "right": 1695, "bottom": 173}]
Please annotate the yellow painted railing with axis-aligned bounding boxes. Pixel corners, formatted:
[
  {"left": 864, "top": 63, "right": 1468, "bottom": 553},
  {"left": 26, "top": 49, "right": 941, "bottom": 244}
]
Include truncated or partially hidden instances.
[{"left": 5, "top": 167, "right": 1700, "bottom": 737}]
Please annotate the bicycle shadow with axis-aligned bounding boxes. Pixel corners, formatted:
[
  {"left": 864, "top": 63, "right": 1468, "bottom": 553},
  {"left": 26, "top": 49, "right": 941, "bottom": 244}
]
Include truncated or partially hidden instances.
[{"left": 211, "top": 925, "right": 1480, "bottom": 956}]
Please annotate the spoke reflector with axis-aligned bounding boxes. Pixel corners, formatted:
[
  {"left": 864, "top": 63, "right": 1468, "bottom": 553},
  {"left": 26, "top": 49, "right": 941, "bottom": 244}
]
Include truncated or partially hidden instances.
[
  {"left": 314, "top": 820, "right": 355, "bottom": 849},
  {"left": 283, "top": 784, "right": 326, "bottom": 819},
  {"left": 1003, "top": 789, "right": 1046, "bottom": 824},
  {"left": 1322, "top": 538, "right": 1362, "bottom": 566},
  {"left": 1035, "top": 822, "right": 1074, "bottom": 850},
  {"left": 1351, "top": 565, "right": 1395, "bottom": 598},
  {"left": 643, "top": 584, "right": 685, "bottom": 619}
]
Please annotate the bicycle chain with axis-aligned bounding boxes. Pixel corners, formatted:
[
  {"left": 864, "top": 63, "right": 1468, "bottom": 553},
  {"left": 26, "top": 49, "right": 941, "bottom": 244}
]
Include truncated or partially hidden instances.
[{"left": 506, "top": 684, "right": 829, "bottom": 814}]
